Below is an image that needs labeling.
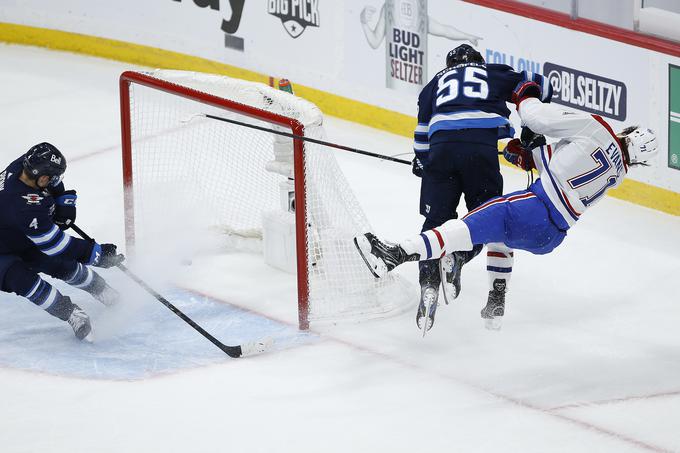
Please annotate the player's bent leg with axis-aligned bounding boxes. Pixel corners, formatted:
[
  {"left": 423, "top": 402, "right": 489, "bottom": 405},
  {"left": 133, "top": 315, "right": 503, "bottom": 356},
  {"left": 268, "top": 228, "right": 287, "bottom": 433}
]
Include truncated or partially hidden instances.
[
  {"left": 25, "top": 252, "right": 120, "bottom": 307},
  {"left": 64, "top": 263, "right": 119, "bottom": 306},
  {"left": 2, "top": 260, "right": 92, "bottom": 340},
  {"left": 416, "top": 166, "right": 461, "bottom": 328},
  {"left": 354, "top": 219, "right": 477, "bottom": 279}
]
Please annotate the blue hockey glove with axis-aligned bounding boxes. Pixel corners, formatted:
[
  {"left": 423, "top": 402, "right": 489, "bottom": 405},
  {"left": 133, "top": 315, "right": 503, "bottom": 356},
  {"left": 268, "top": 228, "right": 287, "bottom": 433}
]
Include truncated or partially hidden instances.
[
  {"left": 412, "top": 156, "right": 425, "bottom": 177},
  {"left": 512, "top": 81, "right": 542, "bottom": 107},
  {"left": 503, "top": 139, "right": 535, "bottom": 171},
  {"left": 90, "top": 243, "right": 125, "bottom": 268},
  {"left": 54, "top": 190, "right": 77, "bottom": 230}
]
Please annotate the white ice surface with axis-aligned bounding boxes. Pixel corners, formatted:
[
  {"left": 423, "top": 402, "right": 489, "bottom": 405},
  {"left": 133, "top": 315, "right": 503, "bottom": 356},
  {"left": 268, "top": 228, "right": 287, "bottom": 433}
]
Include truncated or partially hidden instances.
[{"left": 1, "top": 44, "right": 680, "bottom": 453}]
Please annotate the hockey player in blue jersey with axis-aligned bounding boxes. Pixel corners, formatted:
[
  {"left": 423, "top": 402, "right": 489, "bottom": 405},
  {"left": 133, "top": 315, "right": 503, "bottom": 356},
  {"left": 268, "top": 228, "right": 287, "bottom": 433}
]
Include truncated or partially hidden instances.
[
  {"left": 412, "top": 44, "right": 552, "bottom": 333},
  {"left": 0, "top": 143, "right": 125, "bottom": 340},
  {"left": 357, "top": 81, "right": 658, "bottom": 330}
]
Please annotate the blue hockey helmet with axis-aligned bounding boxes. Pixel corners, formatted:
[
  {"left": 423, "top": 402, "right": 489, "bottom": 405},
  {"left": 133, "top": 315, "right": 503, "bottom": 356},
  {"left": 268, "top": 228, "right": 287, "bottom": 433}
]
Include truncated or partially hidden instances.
[
  {"left": 446, "top": 44, "right": 485, "bottom": 67},
  {"left": 23, "top": 142, "right": 67, "bottom": 187}
]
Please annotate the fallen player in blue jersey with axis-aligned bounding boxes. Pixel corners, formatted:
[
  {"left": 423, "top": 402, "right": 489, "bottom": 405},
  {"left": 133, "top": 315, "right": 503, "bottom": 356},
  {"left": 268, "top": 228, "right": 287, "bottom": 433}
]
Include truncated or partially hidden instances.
[
  {"left": 0, "top": 143, "right": 125, "bottom": 340},
  {"left": 356, "top": 82, "right": 658, "bottom": 331}
]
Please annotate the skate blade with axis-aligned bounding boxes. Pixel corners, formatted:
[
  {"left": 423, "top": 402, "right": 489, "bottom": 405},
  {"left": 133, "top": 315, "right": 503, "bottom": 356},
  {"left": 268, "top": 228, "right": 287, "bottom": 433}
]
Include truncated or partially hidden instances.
[
  {"left": 484, "top": 317, "right": 503, "bottom": 331},
  {"left": 418, "top": 316, "right": 432, "bottom": 337},
  {"left": 417, "top": 305, "right": 435, "bottom": 338},
  {"left": 439, "top": 255, "right": 457, "bottom": 305},
  {"left": 353, "top": 235, "right": 387, "bottom": 278},
  {"left": 82, "top": 331, "right": 94, "bottom": 343}
]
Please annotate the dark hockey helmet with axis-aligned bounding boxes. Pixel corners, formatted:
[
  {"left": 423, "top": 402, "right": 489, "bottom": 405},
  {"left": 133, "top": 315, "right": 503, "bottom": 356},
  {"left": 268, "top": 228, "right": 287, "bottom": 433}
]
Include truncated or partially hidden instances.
[
  {"left": 23, "top": 142, "right": 67, "bottom": 188},
  {"left": 446, "top": 44, "right": 485, "bottom": 67}
]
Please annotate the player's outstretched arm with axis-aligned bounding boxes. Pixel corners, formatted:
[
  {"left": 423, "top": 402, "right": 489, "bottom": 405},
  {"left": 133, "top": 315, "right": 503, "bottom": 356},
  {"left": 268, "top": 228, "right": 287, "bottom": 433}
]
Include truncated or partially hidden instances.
[{"left": 518, "top": 97, "right": 590, "bottom": 139}]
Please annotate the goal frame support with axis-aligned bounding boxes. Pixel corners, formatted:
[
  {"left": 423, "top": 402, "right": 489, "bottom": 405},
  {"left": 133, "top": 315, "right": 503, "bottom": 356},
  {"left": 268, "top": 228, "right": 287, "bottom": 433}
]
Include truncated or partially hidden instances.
[{"left": 119, "top": 71, "right": 311, "bottom": 330}]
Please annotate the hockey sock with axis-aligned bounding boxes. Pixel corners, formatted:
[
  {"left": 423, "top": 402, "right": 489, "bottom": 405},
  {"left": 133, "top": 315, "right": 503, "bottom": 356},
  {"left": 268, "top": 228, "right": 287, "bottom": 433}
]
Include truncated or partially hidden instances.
[
  {"left": 486, "top": 243, "right": 513, "bottom": 291},
  {"left": 65, "top": 263, "right": 106, "bottom": 296},
  {"left": 64, "top": 263, "right": 93, "bottom": 288}
]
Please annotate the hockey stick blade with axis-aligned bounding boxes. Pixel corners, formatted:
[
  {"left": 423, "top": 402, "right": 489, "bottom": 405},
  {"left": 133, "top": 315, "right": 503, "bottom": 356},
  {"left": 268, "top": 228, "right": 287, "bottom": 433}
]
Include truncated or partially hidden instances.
[{"left": 239, "top": 337, "right": 275, "bottom": 357}]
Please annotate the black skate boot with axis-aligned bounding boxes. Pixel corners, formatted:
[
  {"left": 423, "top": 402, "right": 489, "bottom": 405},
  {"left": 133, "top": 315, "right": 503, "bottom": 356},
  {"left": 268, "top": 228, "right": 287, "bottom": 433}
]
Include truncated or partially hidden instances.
[
  {"left": 416, "top": 284, "right": 439, "bottom": 336},
  {"left": 354, "top": 233, "right": 419, "bottom": 278},
  {"left": 439, "top": 252, "right": 466, "bottom": 304},
  {"left": 481, "top": 279, "right": 506, "bottom": 331},
  {"left": 67, "top": 302, "right": 92, "bottom": 341}
]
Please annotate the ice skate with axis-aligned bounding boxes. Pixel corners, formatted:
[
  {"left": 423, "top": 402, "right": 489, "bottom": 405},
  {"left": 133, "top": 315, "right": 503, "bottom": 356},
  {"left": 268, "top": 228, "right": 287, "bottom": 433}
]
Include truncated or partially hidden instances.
[
  {"left": 481, "top": 279, "right": 506, "bottom": 330},
  {"left": 416, "top": 285, "right": 439, "bottom": 337},
  {"left": 440, "top": 252, "right": 465, "bottom": 304},
  {"left": 354, "top": 233, "right": 419, "bottom": 278},
  {"left": 67, "top": 303, "right": 92, "bottom": 341}
]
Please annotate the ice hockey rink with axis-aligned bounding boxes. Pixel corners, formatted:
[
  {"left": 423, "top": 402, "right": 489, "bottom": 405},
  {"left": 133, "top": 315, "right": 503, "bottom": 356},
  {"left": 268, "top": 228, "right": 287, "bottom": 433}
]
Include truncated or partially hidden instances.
[{"left": 2, "top": 43, "right": 680, "bottom": 453}]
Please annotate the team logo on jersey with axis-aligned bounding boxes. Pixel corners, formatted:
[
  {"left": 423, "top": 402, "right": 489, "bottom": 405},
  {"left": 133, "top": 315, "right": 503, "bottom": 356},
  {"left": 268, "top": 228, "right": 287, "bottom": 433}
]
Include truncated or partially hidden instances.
[
  {"left": 22, "top": 194, "right": 44, "bottom": 205},
  {"left": 267, "top": 0, "right": 320, "bottom": 38},
  {"left": 544, "top": 62, "right": 627, "bottom": 121}
]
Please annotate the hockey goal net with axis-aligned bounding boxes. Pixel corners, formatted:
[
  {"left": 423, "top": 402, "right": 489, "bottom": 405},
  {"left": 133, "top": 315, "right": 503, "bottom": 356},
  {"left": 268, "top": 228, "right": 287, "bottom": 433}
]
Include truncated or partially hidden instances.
[{"left": 120, "top": 70, "right": 411, "bottom": 329}]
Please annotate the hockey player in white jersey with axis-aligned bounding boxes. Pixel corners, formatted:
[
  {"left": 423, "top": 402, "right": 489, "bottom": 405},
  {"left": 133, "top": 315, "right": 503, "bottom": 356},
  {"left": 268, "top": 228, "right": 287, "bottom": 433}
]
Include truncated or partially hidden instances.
[{"left": 354, "top": 81, "right": 658, "bottom": 330}]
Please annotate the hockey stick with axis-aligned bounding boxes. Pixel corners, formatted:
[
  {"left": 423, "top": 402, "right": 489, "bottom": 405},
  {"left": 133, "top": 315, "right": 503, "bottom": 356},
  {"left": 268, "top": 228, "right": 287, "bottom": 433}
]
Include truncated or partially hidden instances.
[
  {"left": 70, "top": 224, "right": 270, "bottom": 358},
  {"left": 201, "top": 113, "right": 412, "bottom": 165},
  {"left": 202, "top": 113, "right": 505, "bottom": 160}
]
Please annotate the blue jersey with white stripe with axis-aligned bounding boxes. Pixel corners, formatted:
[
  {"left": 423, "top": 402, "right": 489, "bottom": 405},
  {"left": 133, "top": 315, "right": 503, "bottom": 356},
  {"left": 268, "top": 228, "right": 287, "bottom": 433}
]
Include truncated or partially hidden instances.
[
  {"left": 413, "top": 63, "right": 552, "bottom": 159},
  {"left": 0, "top": 156, "right": 94, "bottom": 262}
]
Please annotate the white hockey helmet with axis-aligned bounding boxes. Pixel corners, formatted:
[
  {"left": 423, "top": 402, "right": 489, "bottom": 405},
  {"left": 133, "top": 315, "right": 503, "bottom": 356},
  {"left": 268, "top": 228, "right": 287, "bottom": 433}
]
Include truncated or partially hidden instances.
[{"left": 619, "top": 127, "right": 658, "bottom": 165}]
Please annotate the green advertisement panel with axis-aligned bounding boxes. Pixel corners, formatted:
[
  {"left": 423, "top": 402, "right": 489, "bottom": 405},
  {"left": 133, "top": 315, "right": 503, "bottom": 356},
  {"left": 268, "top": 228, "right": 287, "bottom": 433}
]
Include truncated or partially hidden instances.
[{"left": 669, "top": 65, "right": 680, "bottom": 170}]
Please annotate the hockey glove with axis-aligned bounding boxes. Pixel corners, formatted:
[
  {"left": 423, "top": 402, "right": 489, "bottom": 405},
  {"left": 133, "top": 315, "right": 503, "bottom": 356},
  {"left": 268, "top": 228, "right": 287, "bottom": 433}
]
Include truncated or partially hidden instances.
[
  {"left": 53, "top": 190, "right": 77, "bottom": 230},
  {"left": 511, "top": 81, "right": 541, "bottom": 107},
  {"left": 412, "top": 156, "right": 425, "bottom": 178},
  {"left": 92, "top": 243, "right": 125, "bottom": 268},
  {"left": 503, "top": 139, "right": 535, "bottom": 171}
]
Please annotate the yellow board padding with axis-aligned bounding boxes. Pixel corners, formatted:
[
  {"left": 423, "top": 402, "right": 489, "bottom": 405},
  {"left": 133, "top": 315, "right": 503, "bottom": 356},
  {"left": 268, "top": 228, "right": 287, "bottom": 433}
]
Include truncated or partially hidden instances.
[{"left": 1, "top": 22, "right": 678, "bottom": 216}]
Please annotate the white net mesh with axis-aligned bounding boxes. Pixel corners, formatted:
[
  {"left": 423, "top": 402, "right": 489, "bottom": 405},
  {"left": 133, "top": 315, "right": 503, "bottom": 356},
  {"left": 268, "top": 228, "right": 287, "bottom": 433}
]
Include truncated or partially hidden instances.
[{"left": 125, "top": 70, "right": 412, "bottom": 324}]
